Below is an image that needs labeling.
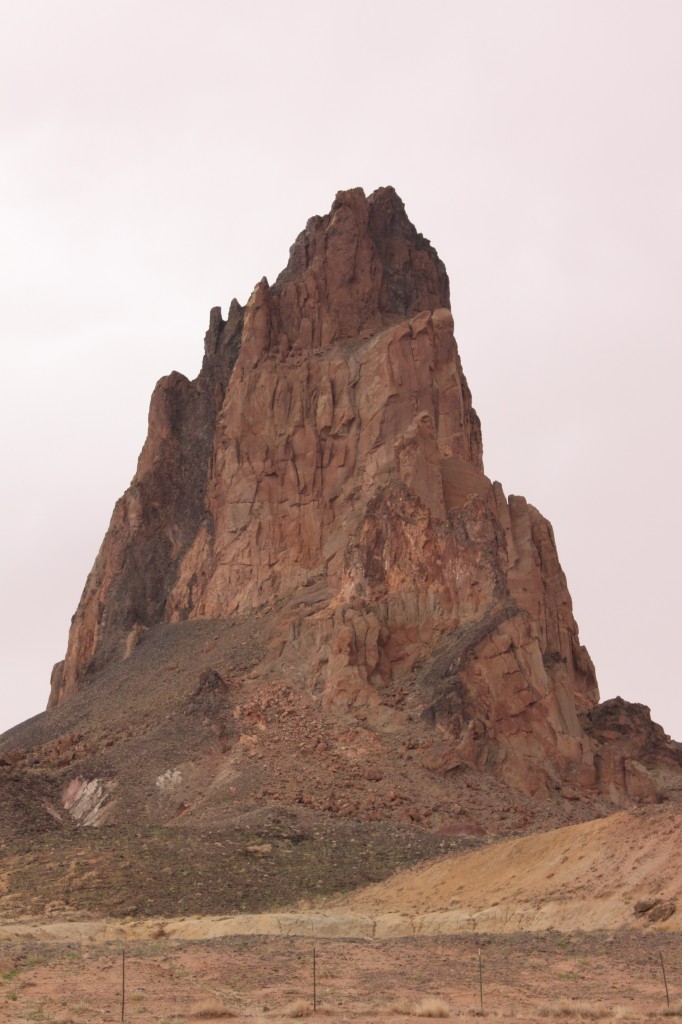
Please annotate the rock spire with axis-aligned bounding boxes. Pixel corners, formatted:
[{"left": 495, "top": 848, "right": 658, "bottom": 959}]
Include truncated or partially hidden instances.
[{"left": 48, "top": 187, "right": 669, "bottom": 804}]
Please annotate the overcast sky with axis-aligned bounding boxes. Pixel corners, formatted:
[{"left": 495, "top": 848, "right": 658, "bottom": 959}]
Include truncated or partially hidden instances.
[{"left": 1, "top": 0, "right": 680, "bottom": 742}]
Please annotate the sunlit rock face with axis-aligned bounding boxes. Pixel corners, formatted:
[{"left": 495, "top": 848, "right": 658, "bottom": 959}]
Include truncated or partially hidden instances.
[{"left": 51, "top": 185, "right": 672, "bottom": 805}]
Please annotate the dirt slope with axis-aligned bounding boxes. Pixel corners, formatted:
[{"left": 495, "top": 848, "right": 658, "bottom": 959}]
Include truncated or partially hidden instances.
[
  {"left": 1, "top": 807, "right": 678, "bottom": 942},
  {"left": 338, "top": 805, "right": 681, "bottom": 933}
]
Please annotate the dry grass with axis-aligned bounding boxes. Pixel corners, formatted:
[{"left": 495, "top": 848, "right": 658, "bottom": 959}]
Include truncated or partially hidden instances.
[
  {"left": 388, "top": 999, "right": 413, "bottom": 1015},
  {"left": 538, "top": 999, "right": 610, "bottom": 1019},
  {"left": 412, "top": 996, "right": 451, "bottom": 1018},
  {"left": 282, "top": 997, "right": 313, "bottom": 1018},
  {"left": 190, "top": 998, "right": 237, "bottom": 1018}
]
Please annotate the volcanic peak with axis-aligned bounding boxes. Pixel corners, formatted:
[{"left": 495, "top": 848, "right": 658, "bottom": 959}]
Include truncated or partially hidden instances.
[{"left": 40, "top": 186, "right": 681, "bottom": 812}]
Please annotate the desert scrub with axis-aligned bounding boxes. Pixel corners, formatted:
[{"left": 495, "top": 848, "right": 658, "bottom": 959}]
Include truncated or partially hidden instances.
[
  {"left": 190, "top": 999, "right": 236, "bottom": 1018},
  {"left": 538, "top": 999, "right": 610, "bottom": 1019},
  {"left": 413, "top": 996, "right": 451, "bottom": 1018},
  {"left": 282, "top": 997, "right": 313, "bottom": 1018}
]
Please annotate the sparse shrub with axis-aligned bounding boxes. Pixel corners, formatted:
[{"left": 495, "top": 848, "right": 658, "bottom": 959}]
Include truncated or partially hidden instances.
[
  {"left": 389, "top": 1000, "right": 413, "bottom": 1015},
  {"left": 413, "top": 996, "right": 451, "bottom": 1018},
  {"left": 538, "top": 1000, "right": 609, "bottom": 1019},
  {"left": 190, "top": 999, "right": 236, "bottom": 1018},
  {"left": 282, "top": 998, "right": 312, "bottom": 1018}
]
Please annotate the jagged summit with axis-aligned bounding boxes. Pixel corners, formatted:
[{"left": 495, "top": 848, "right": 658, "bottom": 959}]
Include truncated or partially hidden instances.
[
  {"left": 273, "top": 186, "right": 451, "bottom": 323},
  {"left": 206, "top": 187, "right": 452, "bottom": 381},
  {"left": 207, "top": 187, "right": 450, "bottom": 366},
  {"left": 19, "top": 186, "right": 680, "bottom": 827}
]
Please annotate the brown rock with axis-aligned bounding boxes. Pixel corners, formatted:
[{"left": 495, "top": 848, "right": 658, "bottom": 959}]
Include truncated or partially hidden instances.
[
  {"left": 633, "top": 898, "right": 677, "bottom": 923},
  {"left": 634, "top": 899, "right": 658, "bottom": 915},
  {"left": 647, "top": 900, "right": 676, "bottom": 922}
]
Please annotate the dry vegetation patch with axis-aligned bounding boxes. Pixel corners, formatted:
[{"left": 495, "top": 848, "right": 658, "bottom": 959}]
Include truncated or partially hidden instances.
[
  {"left": 281, "top": 997, "right": 313, "bottom": 1018},
  {"left": 538, "top": 998, "right": 611, "bottom": 1018},
  {"left": 0, "top": 929, "right": 679, "bottom": 1023},
  {"left": 412, "top": 995, "right": 451, "bottom": 1017},
  {"left": 190, "top": 997, "right": 237, "bottom": 1017}
]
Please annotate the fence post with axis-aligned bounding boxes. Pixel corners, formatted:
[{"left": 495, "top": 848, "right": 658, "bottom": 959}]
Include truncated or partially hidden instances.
[
  {"left": 478, "top": 948, "right": 483, "bottom": 1015},
  {"left": 121, "top": 945, "right": 126, "bottom": 1022},
  {"left": 313, "top": 944, "right": 317, "bottom": 1013},
  {"left": 660, "top": 952, "right": 670, "bottom": 1010}
]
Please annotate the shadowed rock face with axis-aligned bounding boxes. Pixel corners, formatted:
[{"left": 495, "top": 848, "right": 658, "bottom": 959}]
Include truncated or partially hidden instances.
[{"left": 47, "top": 186, "right": 678, "bottom": 805}]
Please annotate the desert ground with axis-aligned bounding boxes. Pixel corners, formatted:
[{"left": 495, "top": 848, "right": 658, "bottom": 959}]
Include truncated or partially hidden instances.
[
  {"left": 1, "top": 808, "right": 680, "bottom": 1023},
  {"left": 0, "top": 928, "right": 680, "bottom": 1023}
]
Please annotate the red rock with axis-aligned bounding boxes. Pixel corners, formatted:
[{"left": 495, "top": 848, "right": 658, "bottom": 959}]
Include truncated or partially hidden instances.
[{"left": 47, "top": 186, "right": 681, "bottom": 809}]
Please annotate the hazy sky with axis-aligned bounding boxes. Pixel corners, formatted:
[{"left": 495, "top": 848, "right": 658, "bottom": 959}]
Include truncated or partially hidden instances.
[{"left": 1, "top": 0, "right": 680, "bottom": 741}]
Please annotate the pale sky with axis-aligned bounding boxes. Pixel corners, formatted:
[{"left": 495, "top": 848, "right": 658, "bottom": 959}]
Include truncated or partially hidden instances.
[{"left": 1, "top": 0, "right": 680, "bottom": 742}]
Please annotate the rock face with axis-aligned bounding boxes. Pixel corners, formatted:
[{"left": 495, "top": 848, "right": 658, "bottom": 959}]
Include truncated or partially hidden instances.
[{"left": 48, "top": 186, "right": 676, "bottom": 805}]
